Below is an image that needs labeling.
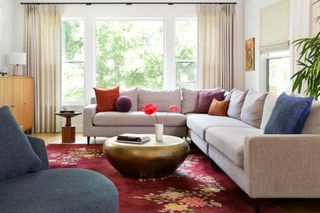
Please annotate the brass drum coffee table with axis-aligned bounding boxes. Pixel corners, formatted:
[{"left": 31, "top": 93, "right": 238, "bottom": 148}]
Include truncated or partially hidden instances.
[{"left": 103, "top": 135, "right": 190, "bottom": 178}]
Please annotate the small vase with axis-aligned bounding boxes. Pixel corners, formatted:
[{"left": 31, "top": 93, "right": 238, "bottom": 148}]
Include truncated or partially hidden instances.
[{"left": 154, "top": 123, "right": 164, "bottom": 142}]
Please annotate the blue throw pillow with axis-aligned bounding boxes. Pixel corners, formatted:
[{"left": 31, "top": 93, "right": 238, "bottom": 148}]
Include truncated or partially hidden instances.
[
  {"left": 0, "top": 106, "right": 42, "bottom": 181},
  {"left": 264, "top": 93, "right": 314, "bottom": 134}
]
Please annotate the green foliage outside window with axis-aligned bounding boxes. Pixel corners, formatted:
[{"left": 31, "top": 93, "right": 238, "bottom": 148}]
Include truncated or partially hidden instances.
[
  {"left": 61, "top": 19, "right": 197, "bottom": 104},
  {"left": 62, "top": 20, "right": 85, "bottom": 104},
  {"left": 96, "top": 21, "right": 164, "bottom": 89}
]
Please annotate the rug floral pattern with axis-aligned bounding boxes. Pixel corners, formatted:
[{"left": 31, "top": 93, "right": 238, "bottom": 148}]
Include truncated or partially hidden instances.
[
  {"left": 47, "top": 144, "right": 280, "bottom": 213},
  {"left": 134, "top": 154, "right": 224, "bottom": 212},
  {"left": 49, "top": 147, "right": 104, "bottom": 165}
]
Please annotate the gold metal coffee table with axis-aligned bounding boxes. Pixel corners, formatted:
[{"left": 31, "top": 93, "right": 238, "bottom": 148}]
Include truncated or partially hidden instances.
[{"left": 103, "top": 135, "right": 190, "bottom": 178}]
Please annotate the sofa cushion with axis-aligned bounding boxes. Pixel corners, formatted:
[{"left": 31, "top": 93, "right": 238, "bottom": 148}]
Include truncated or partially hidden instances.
[
  {"left": 94, "top": 87, "right": 120, "bottom": 112},
  {"left": 121, "top": 88, "right": 139, "bottom": 111},
  {"left": 208, "top": 99, "right": 230, "bottom": 116},
  {"left": 0, "top": 106, "right": 43, "bottom": 181},
  {"left": 0, "top": 168, "right": 118, "bottom": 213},
  {"left": 138, "top": 88, "right": 181, "bottom": 113},
  {"left": 93, "top": 111, "right": 186, "bottom": 127},
  {"left": 205, "top": 127, "right": 263, "bottom": 167},
  {"left": 240, "top": 89, "right": 267, "bottom": 128},
  {"left": 264, "top": 93, "right": 314, "bottom": 134},
  {"left": 115, "top": 96, "right": 132, "bottom": 112},
  {"left": 260, "top": 93, "right": 278, "bottom": 129},
  {"left": 186, "top": 114, "right": 254, "bottom": 139},
  {"left": 227, "top": 89, "right": 248, "bottom": 120},
  {"left": 195, "top": 90, "right": 225, "bottom": 113},
  {"left": 302, "top": 101, "right": 320, "bottom": 134},
  {"left": 91, "top": 88, "right": 138, "bottom": 111},
  {"left": 181, "top": 87, "right": 221, "bottom": 114}
]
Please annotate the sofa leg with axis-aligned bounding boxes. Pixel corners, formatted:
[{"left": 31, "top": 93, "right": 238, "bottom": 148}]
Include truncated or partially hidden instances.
[
  {"left": 255, "top": 199, "right": 261, "bottom": 213},
  {"left": 87, "top": 137, "right": 90, "bottom": 145}
]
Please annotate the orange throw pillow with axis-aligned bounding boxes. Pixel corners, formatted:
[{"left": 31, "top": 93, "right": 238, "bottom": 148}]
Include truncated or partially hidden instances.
[
  {"left": 208, "top": 98, "right": 230, "bottom": 116},
  {"left": 94, "top": 86, "right": 120, "bottom": 112}
]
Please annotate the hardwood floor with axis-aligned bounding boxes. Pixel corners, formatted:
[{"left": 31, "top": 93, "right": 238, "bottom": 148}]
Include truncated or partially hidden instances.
[
  {"left": 31, "top": 133, "right": 107, "bottom": 145},
  {"left": 32, "top": 133, "right": 320, "bottom": 213}
]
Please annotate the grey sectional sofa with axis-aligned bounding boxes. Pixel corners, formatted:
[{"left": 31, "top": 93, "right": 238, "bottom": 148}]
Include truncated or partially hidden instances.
[{"left": 83, "top": 87, "right": 320, "bottom": 203}]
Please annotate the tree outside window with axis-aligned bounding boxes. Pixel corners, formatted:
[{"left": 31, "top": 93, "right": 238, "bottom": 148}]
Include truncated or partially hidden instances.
[
  {"left": 62, "top": 19, "right": 85, "bottom": 105},
  {"left": 96, "top": 20, "right": 164, "bottom": 89}
]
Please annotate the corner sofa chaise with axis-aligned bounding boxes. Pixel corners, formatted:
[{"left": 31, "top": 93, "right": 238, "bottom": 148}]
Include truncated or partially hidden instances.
[{"left": 84, "top": 87, "right": 320, "bottom": 204}]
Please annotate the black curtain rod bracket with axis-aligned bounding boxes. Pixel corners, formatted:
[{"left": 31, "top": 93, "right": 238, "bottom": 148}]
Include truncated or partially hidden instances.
[{"left": 21, "top": 2, "right": 237, "bottom": 5}]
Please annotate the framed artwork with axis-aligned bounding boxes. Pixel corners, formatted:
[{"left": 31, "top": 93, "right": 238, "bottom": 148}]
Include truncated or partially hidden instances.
[{"left": 245, "top": 37, "right": 255, "bottom": 71}]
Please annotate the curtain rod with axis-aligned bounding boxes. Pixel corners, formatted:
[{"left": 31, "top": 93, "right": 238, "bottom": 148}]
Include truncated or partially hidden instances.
[{"left": 21, "top": 2, "right": 237, "bottom": 5}]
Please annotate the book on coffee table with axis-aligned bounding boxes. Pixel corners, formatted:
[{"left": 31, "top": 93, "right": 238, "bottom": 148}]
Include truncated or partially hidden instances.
[
  {"left": 116, "top": 138, "right": 151, "bottom": 144},
  {"left": 117, "top": 134, "right": 150, "bottom": 142}
]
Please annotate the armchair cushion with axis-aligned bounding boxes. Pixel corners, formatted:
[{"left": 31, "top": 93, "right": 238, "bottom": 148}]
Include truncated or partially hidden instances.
[
  {"left": 27, "top": 136, "right": 49, "bottom": 170},
  {"left": 0, "top": 106, "right": 42, "bottom": 181}
]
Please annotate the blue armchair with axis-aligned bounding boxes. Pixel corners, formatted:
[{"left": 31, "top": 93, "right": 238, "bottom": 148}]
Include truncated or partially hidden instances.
[{"left": 0, "top": 136, "right": 118, "bottom": 213}]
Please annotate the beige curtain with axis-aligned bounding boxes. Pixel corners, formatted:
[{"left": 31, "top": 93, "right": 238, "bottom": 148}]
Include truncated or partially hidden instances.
[
  {"left": 197, "top": 4, "right": 235, "bottom": 90},
  {"left": 24, "top": 5, "right": 61, "bottom": 133}
]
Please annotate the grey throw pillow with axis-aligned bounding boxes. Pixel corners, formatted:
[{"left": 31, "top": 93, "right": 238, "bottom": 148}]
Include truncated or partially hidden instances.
[
  {"left": 0, "top": 106, "right": 42, "bottom": 181},
  {"left": 227, "top": 89, "right": 248, "bottom": 119},
  {"left": 138, "top": 88, "right": 182, "bottom": 112},
  {"left": 240, "top": 89, "right": 268, "bottom": 128}
]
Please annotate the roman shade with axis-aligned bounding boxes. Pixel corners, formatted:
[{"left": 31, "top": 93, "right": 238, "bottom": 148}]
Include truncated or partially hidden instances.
[{"left": 260, "top": 0, "right": 290, "bottom": 52}]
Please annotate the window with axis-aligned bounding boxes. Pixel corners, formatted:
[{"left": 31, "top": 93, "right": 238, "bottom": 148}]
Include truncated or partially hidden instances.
[
  {"left": 96, "top": 20, "right": 164, "bottom": 89},
  {"left": 62, "top": 19, "right": 85, "bottom": 105},
  {"left": 175, "top": 19, "right": 197, "bottom": 89},
  {"left": 267, "top": 51, "right": 291, "bottom": 94}
]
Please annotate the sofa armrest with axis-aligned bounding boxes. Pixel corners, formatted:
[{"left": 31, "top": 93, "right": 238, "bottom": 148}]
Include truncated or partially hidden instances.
[
  {"left": 244, "top": 134, "right": 320, "bottom": 198},
  {"left": 83, "top": 104, "right": 97, "bottom": 136},
  {"left": 27, "top": 136, "right": 49, "bottom": 170}
]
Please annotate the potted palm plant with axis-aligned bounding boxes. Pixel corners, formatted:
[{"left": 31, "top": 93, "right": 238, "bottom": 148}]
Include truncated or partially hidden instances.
[{"left": 291, "top": 0, "right": 320, "bottom": 100}]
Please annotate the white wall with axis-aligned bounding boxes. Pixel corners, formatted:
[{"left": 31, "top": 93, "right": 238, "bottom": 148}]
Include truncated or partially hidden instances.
[
  {"left": 244, "top": 0, "right": 314, "bottom": 92},
  {"left": 0, "top": 0, "right": 14, "bottom": 74}
]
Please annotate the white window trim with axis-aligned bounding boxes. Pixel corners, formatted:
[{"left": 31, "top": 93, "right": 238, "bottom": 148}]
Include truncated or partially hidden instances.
[{"left": 61, "top": 5, "right": 197, "bottom": 106}]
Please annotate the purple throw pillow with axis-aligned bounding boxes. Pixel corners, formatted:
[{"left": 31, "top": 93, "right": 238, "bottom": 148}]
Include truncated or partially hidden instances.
[
  {"left": 115, "top": 96, "right": 132, "bottom": 112},
  {"left": 195, "top": 91, "right": 225, "bottom": 113}
]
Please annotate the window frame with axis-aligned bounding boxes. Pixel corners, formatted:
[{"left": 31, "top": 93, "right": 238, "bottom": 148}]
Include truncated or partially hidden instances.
[
  {"left": 266, "top": 50, "right": 291, "bottom": 93},
  {"left": 61, "top": 14, "right": 198, "bottom": 106}
]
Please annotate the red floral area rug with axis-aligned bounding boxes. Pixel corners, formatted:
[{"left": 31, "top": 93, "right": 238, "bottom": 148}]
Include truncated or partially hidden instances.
[{"left": 47, "top": 144, "right": 280, "bottom": 213}]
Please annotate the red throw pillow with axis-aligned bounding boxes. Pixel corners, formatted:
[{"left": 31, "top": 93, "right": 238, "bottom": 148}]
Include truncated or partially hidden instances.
[
  {"left": 208, "top": 98, "right": 230, "bottom": 116},
  {"left": 94, "top": 86, "right": 120, "bottom": 112}
]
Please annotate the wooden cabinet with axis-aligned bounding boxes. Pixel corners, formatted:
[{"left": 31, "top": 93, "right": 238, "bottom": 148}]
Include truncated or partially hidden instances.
[{"left": 0, "top": 77, "right": 34, "bottom": 132}]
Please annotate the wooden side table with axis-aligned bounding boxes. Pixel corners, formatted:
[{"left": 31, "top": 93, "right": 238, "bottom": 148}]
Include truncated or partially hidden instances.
[{"left": 56, "top": 112, "right": 81, "bottom": 143}]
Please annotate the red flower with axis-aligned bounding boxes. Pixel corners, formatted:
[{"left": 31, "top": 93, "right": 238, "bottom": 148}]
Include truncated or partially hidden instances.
[
  {"left": 143, "top": 103, "right": 158, "bottom": 115},
  {"left": 169, "top": 104, "right": 179, "bottom": 113}
]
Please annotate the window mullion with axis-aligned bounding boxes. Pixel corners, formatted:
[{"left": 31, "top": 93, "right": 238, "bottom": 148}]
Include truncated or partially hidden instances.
[
  {"left": 164, "top": 16, "right": 176, "bottom": 90},
  {"left": 84, "top": 17, "right": 94, "bottom": 105}
]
